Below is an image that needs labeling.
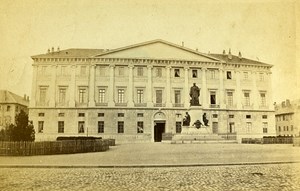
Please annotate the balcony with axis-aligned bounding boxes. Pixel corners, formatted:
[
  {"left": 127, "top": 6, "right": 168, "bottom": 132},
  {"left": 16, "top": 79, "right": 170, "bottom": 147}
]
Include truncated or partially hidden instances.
[
  {"left": 134, "top": 103, "right": 147, "bottom": 107},
  {"left": 96, "top": 102, "right": 108, "bottom": 106},
  {"left": 154, "top": 103, "right": 166, "bottom": 107},
  {"left": 209, "top": 104, "right": 220, "bottom": 108},
  {"left": 115, "top": 103, "right": 127, "bottom": 107},
  {"left": 173, "top": 103, "right": 184, "bottom": 107}
]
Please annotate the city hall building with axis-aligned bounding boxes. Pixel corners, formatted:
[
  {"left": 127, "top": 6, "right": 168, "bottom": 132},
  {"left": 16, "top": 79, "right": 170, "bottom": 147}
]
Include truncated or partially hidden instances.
[{"left": 29, "top": 39, "right": 276, "bottom": 143}]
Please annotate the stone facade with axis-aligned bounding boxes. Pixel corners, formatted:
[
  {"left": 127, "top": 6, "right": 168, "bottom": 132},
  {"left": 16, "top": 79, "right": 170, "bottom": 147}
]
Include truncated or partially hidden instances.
[
  {"left": 29, "top": 39, "right": 276, "bottom": 143},
  {"left": 275, "top": 99, "right": 300, "bottom": 136}
]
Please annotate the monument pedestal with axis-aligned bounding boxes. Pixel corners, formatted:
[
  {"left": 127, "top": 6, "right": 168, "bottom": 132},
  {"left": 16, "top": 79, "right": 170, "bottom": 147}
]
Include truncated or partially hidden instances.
[{"left": 181, "top": 126, "right": 212, "bottom": 135}]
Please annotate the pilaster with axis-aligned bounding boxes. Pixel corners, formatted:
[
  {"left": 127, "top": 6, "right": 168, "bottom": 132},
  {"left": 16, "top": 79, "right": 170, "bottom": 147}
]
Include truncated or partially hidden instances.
[
  {"left": 49, "top": 65, "right": 57, "bottom": 107},
  {"left": 147, "top": 65, "right": 153, "bottom": 107},
  {"left": 69, "top": 65, "right": 76, "bottom": 107},
  {"left": 184, "top": 66, "right": 189, "bottom": 108},
  {"left": 30, "top": 65, "right": 37, "bottom": 107},
  {"left": 201, "top": 68, "right": 207, "bottom": 108},
  {"left": 219, "top": 69, "right": 225, "bottom": 108},
  {"left": 108, "top": 64, "right": 115, "bottom": 107},
  {"left": 166, "top": 66, "right": 172, "bottom": 107},
  {"left": 128, "top": 64, "right": 134, "bottom": 107},
  {"left": 252, "top": 71, "right": 258, "bottom": 109},
  {"left": 88, "top": 64, "right": 96, "bottom": 107},
  {"left": 236, "top": 71, "right": 242, "bottom": 109}
]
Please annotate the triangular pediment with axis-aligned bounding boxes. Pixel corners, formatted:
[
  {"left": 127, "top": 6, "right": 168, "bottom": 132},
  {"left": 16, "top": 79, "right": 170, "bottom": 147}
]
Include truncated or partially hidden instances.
[{"left": 95, "top": 40, "right": 220, "bottom": 62}]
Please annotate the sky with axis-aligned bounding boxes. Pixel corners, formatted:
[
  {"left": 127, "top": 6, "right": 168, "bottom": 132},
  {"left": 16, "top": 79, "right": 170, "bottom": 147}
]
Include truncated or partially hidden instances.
[{"left": 0, "top": 0, "right": 299, "bottom": 104}]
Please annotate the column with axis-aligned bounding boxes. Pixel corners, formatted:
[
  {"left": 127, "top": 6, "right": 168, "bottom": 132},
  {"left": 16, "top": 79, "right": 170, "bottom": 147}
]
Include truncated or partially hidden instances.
[
  {"left": 184, "top": 66, "right": 189, "bottom": 108},
  {"left": 252, "top": 71, "right": 258, "bottom": 109},
  {"left": 128, "top": 64, "right": 134, "bottom": 107},
  {"left": 88, "top": 64, "right": 96, "bottom": 107},
  {"left": 236, "top": 71, "right": 242, "bottom": 109},
  {"left": 69, "top": 65, "right": 76, "bottom": 107},
  {"left": 267, "top": 72, "right": 273, "bottom": 109},
  {"left": 201, "top": 68, "right": 207, "bottom": 108},
  {"left": 219, "top": 69, "right": 225, "bottom": 108},
  {"left": 49, "top": 65, "right": 57, "bottom": 107},
  {"left": 30, "top": 65, "right": 37, "bottom": 107},
  {"left": 108, "top": 64, "right": 115, "bottom": 107},
  {"left": 147, "top": 65, "right": 153, "bottom": 107},
  {"left": 166, "top": 66, "right": 172, "bottom": 107}
]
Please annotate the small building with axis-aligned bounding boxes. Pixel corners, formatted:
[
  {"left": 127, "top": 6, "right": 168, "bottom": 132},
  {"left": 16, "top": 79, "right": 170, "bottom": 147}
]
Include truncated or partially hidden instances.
[
  {"left": 275, "top": 99, "right": 300, "bottom": 136},
  {"left": 0, "top": 90, "right": 29, "bottom": 129},
  {"left": 29, "top": 39, "right": 276, "bottom": 143}
]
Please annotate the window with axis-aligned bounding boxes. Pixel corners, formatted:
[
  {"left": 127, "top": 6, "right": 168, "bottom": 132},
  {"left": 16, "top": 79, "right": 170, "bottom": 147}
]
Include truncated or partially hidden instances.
[
  {"left": 210, "top": 91, "right": 216, "bottom": 104},
  {"left": 58, "top": 121, "right": 64, "bottom": 133},
  {"left": 229, "top": 122, "right": 235, "bottom": 133},
  {"left": 227, "top": 92, "right": 233, "bottom": 106},
  {"left": 291, "top": 125, "right": 293, "bottom": 131},
  {"left": 244, "top": 92, "right": 250, "bottom": 106},
  {"left": 137, "top": 121, "right": 144, "bottom": 133},
  {"left": 229, "top": 115, "right": 234, "bottom": 118},
  {"left": 262, "top": 115, "right": 268, "bottom": 119},
  {"left": 59, "top": 88, "right": 66, "bottom": 104},
  {"left": 98, "top": 113, "right": 104, "bottom": 117},
  {"left": 192, "top": 70, "right": 198, "bottom": 78},
  {"left": 79, "top": 88, "right": 86, "bottom": 103},
  {"left": 118, "top": 121, "right": 124, "bottom": 133},
  {"left": 118, "top": 89, "right": 125, "bottom": 103},
  {"left": 38, "top": 113, "right": 45, "bottom": 117},
  {"left": 78, "top": 121, "right": 85, "bottom": 133},
  {"left": 246, "top": 115, "right": 251, "bottom": 119},
  {"left": 137, "top": 89, "right": 144, "bottom": 103},
  {"left": 212, "top": 114, "right": 218, "bottom": 118},
  {"left": 174, "top": 90, "right": 181, "bottom": 104},
  {"left": 278, "top": 126, "right": 281, "bottom": 132},
  {"left": 209, "top": 69, "right": 216, "bottom": 79},
  {"left": 119, "top": 67, "right": 124, "bottom": 76},
  {"left": 259, "top": 73, "right": 264, "bottom": 81},
  {"left": 156, "top": 68, "right": 162, "bottom": 77},
  {"left": 6, "top": 106, "right": 10, "bottom": 112},
  {"left": 40, "top": 87, "right": 47, "bottom": 104},
  {"left": 176, "top": 121, "right": 182, "bottom": 133},
  {"left": 246, "top": 122, "right": 252, "bottom": 133},
  {"left": 58, "top": 113, "right": 64, "bottom": 117},
  {"left": 226, "top": 71, "right": 232, "bottom": 79},
  {"left": 260, "top": 93, "right": 266, "bottom": 106},
  {"left": 156, "top": 90, "right": 162, "bottom": 104},
  {"left": 243, "top": 72, "right": 249, "bottom": 80},
  {"left": 137, "top": 67, "right": 143, "bottom": 76},
  {"left": 38, "top": 121, "right": 44, "bottom": 133},
  {"left": 80, "top": 66, "right": 86, "bottom": 75},
  {"left": 78, "top": 113, "right": 85, "bottom": 117},
  {"left": 174, "top": 69, "right": 180, "bottom": 77},
  {"left": 98, "top": 89, "right": 106, "bottom": 103},
  {"left": 118, "top": 113, "right": 124, "bottom": 117},
  {"left": 137, "top": 113, "right": 143, "bottom": 117},
  {"left": 98, "top": 121, "right": 104, "bottom": 133},
  {"left": 263, "top": 122, "right": 268, "bottom": 133}
]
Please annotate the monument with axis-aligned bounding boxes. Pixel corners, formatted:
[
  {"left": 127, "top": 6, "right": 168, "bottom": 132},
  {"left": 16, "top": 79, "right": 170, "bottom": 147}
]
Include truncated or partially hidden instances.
[{"left": 189, "top": 83, "right": 201, "bottom": 106}]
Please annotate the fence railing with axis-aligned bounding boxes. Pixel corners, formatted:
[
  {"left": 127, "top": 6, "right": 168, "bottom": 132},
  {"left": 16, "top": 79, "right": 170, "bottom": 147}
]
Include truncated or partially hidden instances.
[
  {"left": 242, "top": 136, "right": 294, "bottom": 144},
  {"left": 0, "top": 139, "right": 113, "bottom": 156}
]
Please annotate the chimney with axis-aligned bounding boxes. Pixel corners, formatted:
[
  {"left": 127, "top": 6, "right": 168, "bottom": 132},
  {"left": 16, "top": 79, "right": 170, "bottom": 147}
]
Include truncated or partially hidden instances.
[
  {"left": 51, "top": 47, "right": 54, "bottom": 53},
  {"left": 24, "top": 94, "right": 26, "bottom": 100},
  {"left": 223, "top": 50, "right": 226, "bottom": 55},
  {"left": 182, "top": 41, "right": 184, "bottom": 47},
  {"left": 47, "top": 48, "right": 50, "bottom": 54},
  {"left": 57, "top": 47, "right": 60, "bottom": 52},
  {"left": 228, "top": 49, "right": 232, "bottom": 59},
  {"left": 196, "top": 48, "right": 198, "bottom": 52},
  {"left": 238, "top": 51, "right": 242, "bottom": 60},
  {"left": 27, "top": 96, "right": 29, "bottom": 101},
  {"left": 286, "top": 99, "right": 290, "bottom": 106}
]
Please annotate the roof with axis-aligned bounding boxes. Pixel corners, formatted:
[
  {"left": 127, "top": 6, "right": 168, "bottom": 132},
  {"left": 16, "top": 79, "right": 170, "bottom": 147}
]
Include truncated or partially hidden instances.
[
  {"left": 209, "top": 53, "right": 272, "bottom": 67},
  {"left": 32, "top": 48, "right": 106, "bottom": 58},
  {"left": 0, "top": 90, "right": 29, "bottom": 106}
]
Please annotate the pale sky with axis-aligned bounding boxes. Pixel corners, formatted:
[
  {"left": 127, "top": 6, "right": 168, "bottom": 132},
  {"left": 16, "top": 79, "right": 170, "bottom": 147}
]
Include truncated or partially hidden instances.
[{"left": 0, "top": 0, "right": 299, "bottom": 103}]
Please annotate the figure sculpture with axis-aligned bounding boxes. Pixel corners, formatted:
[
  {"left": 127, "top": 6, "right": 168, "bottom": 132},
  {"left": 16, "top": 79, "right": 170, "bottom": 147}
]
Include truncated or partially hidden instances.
[
  {"left": 182, "top": 112, "right": 191, "bottom": 126},
  {"left": 190, "top": 83, "right": 200, "bottom": 106},
  {"left": 203, "top": 113, "right": 209, "bottom": 126}
]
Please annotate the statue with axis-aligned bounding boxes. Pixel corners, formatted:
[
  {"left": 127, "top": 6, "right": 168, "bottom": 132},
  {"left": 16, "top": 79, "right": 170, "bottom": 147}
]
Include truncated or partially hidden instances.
[
  {"left": 190, "top": 83, "right": 200, "bottom": 106},
  {"left": 182, "top": 112, "right": 191, "bottom": 126},
  {"left": 203, "top": 113, "right": 209, "bottom": 126},
  {"left": 193, "top": 120, "right": 203, "bottom": 129}
]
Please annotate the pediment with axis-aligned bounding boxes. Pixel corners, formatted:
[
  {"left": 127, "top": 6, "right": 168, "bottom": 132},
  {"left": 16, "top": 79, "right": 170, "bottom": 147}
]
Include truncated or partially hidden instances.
[{"left": 95, "top": 40, "right": 219, "bottom": 62}]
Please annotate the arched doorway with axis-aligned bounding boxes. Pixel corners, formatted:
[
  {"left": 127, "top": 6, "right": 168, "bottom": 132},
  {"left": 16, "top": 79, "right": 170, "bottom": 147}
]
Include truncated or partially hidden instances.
[{"left": 153, "top": 111, "right": 166, "bottom": 142}]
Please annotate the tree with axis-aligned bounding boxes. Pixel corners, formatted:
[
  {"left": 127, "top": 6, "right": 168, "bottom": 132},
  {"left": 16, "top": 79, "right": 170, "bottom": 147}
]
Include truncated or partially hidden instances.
[{"left": 0, "top": 110, "right": 35, "bottom": 141}]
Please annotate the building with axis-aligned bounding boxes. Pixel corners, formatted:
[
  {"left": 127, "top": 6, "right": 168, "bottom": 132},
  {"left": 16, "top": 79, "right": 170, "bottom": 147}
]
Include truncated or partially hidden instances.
[
  {"left": 0, "top": 90, "right": 29, "bottom": 129},
  {"left": 275, "top": 99, "right": 300, "bottom": 137},
  {"left": 29, "top": 39, "right": 276, "bottom": 143}
]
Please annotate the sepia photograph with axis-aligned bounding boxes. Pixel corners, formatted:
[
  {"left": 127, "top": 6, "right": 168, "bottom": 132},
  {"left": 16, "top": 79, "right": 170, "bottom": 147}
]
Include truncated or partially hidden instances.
[{"left": 0, "top": 0, "right": 299, "bottom": 190}]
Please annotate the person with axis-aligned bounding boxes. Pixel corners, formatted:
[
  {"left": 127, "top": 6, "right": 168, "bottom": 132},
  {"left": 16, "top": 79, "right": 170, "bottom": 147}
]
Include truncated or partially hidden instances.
[
  {"left": 190, "top": 83, "right": 200, "bottom": 106},
  {"left": 183, "top": 112, "right": 191, "bottom": 126},
  {"left": 203, "top": 113, "right": 209, "bottom": 126}
]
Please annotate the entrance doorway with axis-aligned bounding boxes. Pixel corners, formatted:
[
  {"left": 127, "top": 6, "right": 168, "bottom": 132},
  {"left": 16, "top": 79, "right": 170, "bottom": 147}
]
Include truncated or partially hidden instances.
[{"left": 154, "top": 123, "right": 165, "bottom": 142}]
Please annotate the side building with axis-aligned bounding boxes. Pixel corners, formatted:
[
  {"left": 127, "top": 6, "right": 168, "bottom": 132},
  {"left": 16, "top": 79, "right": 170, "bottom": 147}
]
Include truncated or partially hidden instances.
[
  {"left": 29, "top": 39, "right": 276, "bottom": 143},
  {"left": 0, "top": 90, "right": 29, "bottom": 129},
  {"left": 275, "top": 99, "right": 300, "bottom": 136}
]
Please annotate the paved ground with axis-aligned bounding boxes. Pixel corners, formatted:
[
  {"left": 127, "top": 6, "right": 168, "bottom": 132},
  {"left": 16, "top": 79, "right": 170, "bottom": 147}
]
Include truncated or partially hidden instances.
[
  {"left": 0, "top": 143, "right": 300, "bottom": 166},
  {"left": 0, "top": 143, "right": 300, "bottom": 190}
]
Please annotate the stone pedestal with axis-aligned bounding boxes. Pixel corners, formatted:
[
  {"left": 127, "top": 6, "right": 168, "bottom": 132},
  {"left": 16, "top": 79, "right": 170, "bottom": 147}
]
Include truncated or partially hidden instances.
[{"left": 181, "top": 126, "right": 212, "bottom": 135}]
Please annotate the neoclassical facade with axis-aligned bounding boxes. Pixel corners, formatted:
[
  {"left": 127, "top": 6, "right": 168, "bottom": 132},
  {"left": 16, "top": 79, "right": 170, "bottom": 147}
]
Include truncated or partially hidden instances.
[{"left": 29, "top": 39, "right": 276, "bottom": 143}]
